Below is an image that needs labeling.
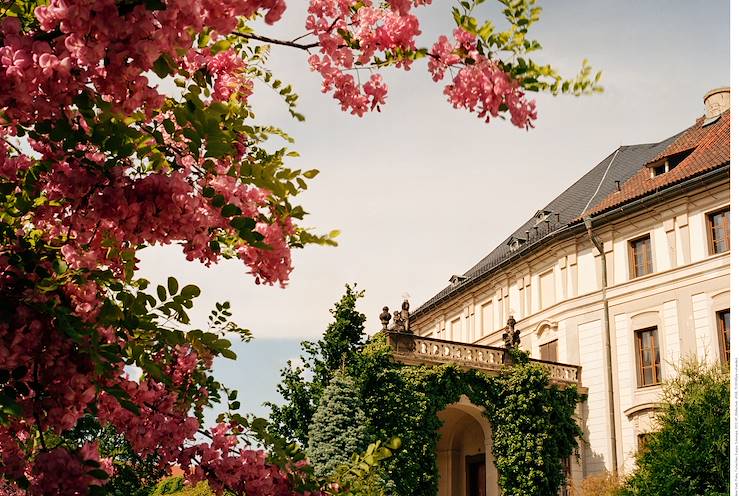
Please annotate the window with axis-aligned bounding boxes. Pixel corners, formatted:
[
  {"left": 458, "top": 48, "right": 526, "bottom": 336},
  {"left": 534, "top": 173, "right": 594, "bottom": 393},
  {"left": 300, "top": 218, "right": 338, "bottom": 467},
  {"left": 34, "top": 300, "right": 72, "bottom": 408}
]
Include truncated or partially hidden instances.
[
  {"left": 451, "top": 318, "right": 461, "bottom": 342},
  {"left": 635, "top": 327, "right": 661, "bottom": 387},
  {"left": 707, "top": 208, "right": 730, "bottom": 254},
  {"left": 637, "top": 433, "right": 653, "bottom": 452},
  {"left": 717, "top": 310, "right": 730, "bottom": 363},
  {"left": 629, "top": 235, "right": 653, "bottom": 278},
  {"left": 481, "top": 301, "right": 493, "bottom": 335},
  {"left": 539, "top": 270, "right": 555, "bottom": 309},
  {"left": 651, "top": 162, "right": 669, "bottom": 176},
  {"left": 540, "top": 340, "right": 558, "bottom": 362}
]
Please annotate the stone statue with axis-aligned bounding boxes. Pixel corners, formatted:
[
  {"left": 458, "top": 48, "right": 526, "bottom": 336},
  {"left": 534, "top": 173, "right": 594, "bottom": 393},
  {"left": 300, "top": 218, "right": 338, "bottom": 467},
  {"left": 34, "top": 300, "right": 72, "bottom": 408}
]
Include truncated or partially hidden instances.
[
  {"left": 502, "top": 316, "right": 520, "bottom": 349},
  {"left": 391, "top": 310, "right": 404, "bottom": 331},
  {"left": 379, "top": 306, "right": 392, "bottom": 330},
  {"left": 383, "top": 298, "right": 412, "bottom": 333},
  {"left": 400, "top": 299, "right": 411, "bottom": 332}
]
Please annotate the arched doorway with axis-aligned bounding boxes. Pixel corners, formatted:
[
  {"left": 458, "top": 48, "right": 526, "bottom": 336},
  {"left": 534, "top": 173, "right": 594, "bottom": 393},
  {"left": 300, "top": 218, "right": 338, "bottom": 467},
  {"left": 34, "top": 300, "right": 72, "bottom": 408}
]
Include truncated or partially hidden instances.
[{"left": 437, "top": 396, "right": 499, "bottom": 496}]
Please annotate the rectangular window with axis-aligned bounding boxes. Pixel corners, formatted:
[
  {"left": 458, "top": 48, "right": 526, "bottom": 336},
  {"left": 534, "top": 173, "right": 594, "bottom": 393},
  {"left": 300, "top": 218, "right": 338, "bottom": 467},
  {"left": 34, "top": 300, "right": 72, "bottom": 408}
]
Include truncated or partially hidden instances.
[
  {"left": 540, "top": 270, "right": 555, "bottom": 310},
  {"left": 451, "top": 318, "right": 461, "bottom": 342},
  {"left": 630, "top": 235, "right": 653, "bottom": 278},
  {"left": 481, "top": 301, "right": 493, "bottom": 335},
  {"left": 540, "top": 340, "right": 558, "bottom": 362},
  {"left": 707, "top": 208, "right": 730, "bottom": 254},
  {"left": 637, "top": 433, "right": 652, "bottom": 452},
  {"left": 717, "top": 310, "right": 730, "bottom": 363},
  {"left": 497, "top": 298, "right": 504, "bottom": 329},
  {"left": 635, "top": 327, "right": 661, "bottom": 387}
]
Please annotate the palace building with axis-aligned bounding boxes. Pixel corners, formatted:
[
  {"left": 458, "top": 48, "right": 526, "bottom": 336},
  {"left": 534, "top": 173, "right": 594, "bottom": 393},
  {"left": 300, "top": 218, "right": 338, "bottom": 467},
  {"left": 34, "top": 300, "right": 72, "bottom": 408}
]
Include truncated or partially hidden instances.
[{"left": 383, "top": 87, "right": 730, "bottom": 495}]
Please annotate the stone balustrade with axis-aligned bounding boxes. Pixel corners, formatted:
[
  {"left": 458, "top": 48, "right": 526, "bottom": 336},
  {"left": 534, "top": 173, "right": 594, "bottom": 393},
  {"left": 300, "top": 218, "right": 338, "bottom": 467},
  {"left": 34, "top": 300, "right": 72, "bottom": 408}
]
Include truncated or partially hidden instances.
[{"left": 385, "top": 331, "right": 580, "bottom": 385}]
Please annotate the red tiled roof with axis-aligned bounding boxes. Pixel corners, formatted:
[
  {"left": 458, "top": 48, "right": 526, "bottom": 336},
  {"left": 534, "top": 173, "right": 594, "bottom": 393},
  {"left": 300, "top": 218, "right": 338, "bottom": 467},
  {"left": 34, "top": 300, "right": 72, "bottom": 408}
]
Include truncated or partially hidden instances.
[{"left": 585, "top": 111, "right": 730, "bottom": 217}]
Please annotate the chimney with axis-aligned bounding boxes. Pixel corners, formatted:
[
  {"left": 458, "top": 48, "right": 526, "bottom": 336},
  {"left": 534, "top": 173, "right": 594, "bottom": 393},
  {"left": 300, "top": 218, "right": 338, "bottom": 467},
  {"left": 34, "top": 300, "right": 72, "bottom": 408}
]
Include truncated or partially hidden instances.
[{"left": 703, "top": 87, "right": 730, "bottom": 119}]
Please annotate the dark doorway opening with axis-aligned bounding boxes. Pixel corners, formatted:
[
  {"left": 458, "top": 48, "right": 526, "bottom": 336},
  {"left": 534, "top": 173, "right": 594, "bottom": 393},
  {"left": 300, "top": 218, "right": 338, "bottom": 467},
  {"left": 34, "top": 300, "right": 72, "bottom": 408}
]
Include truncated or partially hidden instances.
[{"left": 466, "top": 454, "right": 486, "bottom": 496}]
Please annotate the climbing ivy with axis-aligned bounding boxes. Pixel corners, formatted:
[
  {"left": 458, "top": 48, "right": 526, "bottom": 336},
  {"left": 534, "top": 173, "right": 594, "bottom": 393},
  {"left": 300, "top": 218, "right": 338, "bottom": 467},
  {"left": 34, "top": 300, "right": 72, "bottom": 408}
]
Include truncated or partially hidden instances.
[{"left": 351, "top": 336, "right": 583, "bottom": 496}]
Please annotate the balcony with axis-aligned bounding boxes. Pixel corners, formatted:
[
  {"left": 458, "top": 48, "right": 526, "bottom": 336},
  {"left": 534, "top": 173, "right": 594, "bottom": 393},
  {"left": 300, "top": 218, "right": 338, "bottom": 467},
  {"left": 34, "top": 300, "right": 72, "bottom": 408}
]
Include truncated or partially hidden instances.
[{"left": 384, "top": 331, "right": 581, "bottom": 385}]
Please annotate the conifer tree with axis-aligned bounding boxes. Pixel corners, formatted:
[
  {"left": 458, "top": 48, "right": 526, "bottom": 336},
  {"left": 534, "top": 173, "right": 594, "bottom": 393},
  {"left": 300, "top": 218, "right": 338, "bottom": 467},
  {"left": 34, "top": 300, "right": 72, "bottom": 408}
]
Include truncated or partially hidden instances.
[
  {"left": 268, "top": 284, "right": 367, "bottom": 444},
  {"left": 306, "top": 373, "right": 368, "bottom": 479}
]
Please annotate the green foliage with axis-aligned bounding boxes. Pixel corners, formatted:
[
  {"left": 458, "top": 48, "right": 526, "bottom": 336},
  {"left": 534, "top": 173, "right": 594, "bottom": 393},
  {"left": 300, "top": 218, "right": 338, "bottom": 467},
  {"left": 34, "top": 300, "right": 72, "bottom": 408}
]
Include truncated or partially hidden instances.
[
  {"left": 621, "top": 361, "right": 729, "bottom": 496},
  {"left": 149, "top": 477, "right": 214, "bottom": 496},
  {"left": 268, "top": 284, "right": 367, "bottom": 445},
  {"left": 307, "top": 373, "right": 369, "bottom": 478},
  {"left": 449, "top": 0, "right": 603, "bottom": 98},
  {"left": 354, "top": 336, "right": 581, "bottom": 496},
  {"left": 332, "top": 438, "right": 401, "bottom": 496},
  {"left": 470, "top": 364, "right": 581, "bottom": 496},
  {"left": 271, "top": 289, "right": 583, "bottom": 496}
]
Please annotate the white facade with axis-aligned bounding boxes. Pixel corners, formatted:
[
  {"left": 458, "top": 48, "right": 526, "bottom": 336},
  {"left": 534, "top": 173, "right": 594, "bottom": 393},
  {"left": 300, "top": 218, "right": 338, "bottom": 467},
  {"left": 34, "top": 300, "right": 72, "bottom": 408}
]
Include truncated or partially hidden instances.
[{"left": 411, "top": 134, "right": 730, "bottom": 486}]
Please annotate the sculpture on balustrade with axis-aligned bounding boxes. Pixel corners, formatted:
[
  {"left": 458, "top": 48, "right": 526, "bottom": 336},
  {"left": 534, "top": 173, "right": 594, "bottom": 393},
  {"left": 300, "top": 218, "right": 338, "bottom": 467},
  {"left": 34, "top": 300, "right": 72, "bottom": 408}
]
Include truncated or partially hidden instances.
[
  {"left": 381, "top": 299, "right": 412, "bottom": 333},
  {"left": 502, "top": 316, "right": 520, "bottom": 349}
]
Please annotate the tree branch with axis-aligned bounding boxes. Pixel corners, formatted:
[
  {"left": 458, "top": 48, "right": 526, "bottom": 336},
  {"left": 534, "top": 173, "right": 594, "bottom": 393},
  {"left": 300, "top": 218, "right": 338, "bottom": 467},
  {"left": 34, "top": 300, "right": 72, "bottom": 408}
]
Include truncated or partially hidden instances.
[{"left": 231, "top": 32, "right": 320, "bottom": 51}]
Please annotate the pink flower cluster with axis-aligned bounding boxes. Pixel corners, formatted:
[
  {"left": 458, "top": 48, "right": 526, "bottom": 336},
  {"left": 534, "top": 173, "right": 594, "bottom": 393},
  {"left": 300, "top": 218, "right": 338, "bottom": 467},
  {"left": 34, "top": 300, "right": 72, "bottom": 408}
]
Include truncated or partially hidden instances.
[
  {"left": 208, "top": 49, "right": 254, "bottom": 103},
  {"left": 0, "top": 0, "right": 285, "bottom": 123},
  {"left": 306, "top": 0, "right": 427, "bottom": 115},
  {"left": 428, "top": 29, "right": 538, "bottom": 128},
  {"left": 182, "top": 424, "right": 315, "bottom": 495},
  {"left": 31, "top": 443, "right": 113, "bottom": 495}
]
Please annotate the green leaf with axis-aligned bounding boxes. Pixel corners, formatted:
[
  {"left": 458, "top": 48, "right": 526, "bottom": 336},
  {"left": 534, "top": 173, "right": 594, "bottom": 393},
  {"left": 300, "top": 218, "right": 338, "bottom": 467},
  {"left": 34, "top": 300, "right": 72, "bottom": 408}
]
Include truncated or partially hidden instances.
[
  {"left": 221, "top": 204, "right": 242, "bottom": 217},
  {"left": 152, "top": 55, "right": 172, "bottom": 78},
  {"left": 211, "top": 39, "right": 232, "bottom": 54},
  {"left": 167, "top": 276, "right": 178, "bottom": 295},
  {"left": 88, "top": 469, "right": 109, "bottom": 480},
  {"left": 181, "top": 284, "right": 201, "bottom": 299}
]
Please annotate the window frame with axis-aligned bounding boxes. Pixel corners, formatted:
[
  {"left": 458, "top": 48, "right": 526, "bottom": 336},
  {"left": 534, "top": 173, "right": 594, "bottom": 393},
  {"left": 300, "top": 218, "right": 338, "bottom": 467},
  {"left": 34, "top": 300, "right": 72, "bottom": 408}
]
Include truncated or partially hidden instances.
[
  {"left": 717, "top": 309, "right": 730, "bottom": 364},
  {"left": 629, "top": 234, "right": 654, "bottom": 279},
  {"left": 635, "top": 327, "right": 661, "bottom": 388},
  {"left": 706, "top": 207, "right": 730, "bottom": 255},
  {"left": 539, "top": 339, "right": 558, "bottom": 362}
]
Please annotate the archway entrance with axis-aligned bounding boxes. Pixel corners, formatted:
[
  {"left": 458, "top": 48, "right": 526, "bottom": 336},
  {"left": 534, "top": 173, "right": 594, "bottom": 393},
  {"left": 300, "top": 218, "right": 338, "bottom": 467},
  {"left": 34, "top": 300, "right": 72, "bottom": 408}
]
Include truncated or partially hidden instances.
[{"left": 436, "top": 397, "right": 499, "bottom": 496}]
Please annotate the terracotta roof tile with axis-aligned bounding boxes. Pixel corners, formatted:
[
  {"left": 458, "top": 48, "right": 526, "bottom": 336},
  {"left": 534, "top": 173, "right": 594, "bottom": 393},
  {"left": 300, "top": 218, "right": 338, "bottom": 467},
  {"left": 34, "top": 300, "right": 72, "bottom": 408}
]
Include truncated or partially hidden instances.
[{"left": 585, "top": 111, "right": 730, "bottom": 217}]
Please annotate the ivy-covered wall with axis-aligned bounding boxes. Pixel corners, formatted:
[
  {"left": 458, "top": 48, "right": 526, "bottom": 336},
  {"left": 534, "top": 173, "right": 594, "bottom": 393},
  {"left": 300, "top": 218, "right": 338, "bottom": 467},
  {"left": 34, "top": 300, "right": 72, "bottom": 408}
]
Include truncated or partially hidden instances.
[{"left": 353, "top": 336, "right": 583, "bottom": 496}]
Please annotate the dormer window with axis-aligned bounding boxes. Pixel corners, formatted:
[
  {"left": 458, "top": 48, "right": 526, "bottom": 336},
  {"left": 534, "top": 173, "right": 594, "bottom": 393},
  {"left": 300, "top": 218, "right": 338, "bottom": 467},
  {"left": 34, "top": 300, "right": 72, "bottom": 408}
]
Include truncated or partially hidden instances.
[
  {"left": 650, "top": 149, "right": 693, "bottom": 177},
  {"left": 534, "top": 210, "right": 551, "bottom": 225},
  {"left": 449, "top": 274, "right": 468, "bottom": 286},
  {"left": 651, "top": 160, "right": 673, "bottom": 177},
  {"left": 507, "top": 237, "right": 526, "bottom": 253}
]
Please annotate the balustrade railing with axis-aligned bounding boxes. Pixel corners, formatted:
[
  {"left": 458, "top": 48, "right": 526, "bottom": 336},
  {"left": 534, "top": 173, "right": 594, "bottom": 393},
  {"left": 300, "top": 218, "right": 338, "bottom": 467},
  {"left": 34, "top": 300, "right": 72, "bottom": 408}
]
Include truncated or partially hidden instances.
[{"left": 385, "top": 331, "right": 580, "bottom": 385}]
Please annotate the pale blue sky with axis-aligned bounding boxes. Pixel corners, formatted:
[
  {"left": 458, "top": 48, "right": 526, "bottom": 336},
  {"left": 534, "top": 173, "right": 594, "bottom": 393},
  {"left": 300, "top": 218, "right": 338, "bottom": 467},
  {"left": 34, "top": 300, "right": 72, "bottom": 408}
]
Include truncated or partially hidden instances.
[{"left": 137, "top": 1, "right": 730, "bottom": 418}]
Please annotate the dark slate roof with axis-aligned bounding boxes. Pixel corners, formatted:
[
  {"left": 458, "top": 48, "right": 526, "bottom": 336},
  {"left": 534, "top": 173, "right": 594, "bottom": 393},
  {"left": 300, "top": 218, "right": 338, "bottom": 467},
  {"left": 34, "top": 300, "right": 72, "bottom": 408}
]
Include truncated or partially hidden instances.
[{"left": 412, "top": 128, "right": 686, "bottom": 318}]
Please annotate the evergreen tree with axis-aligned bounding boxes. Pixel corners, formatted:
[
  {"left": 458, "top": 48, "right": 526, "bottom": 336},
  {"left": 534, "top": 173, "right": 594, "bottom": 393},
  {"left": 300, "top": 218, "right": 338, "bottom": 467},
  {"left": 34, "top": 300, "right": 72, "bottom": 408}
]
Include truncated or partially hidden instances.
[
  {"left": 306, "top": 373, "right": 368, "bottom": 478},
  {"left": 268, "top": 284, "right": 367, "bottom": 445}
]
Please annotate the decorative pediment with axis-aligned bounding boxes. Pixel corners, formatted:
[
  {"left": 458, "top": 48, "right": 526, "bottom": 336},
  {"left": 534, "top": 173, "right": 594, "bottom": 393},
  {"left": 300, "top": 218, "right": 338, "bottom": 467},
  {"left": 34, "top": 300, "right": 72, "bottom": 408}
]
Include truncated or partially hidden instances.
[
  {"left": 535, "top": 319, "right": 559, "bottom": 336},
  {"left": 624, "top": 402, "right": 662, "bottom": 420}
]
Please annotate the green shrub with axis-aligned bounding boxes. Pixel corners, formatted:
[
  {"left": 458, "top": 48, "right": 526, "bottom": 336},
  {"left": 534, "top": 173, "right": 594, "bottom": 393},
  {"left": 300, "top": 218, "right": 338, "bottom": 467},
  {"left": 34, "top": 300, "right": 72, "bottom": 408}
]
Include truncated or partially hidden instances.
[{"left": 621, "top": 361, "right": 729, "bottom": 496}]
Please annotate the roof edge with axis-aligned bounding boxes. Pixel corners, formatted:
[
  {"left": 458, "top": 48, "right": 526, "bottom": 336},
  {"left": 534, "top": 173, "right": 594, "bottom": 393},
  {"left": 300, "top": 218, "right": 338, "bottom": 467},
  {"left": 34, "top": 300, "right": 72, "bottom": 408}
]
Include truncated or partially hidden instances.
[{"left": 411, "top": 163, "right": 730, "bottom": 321}]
